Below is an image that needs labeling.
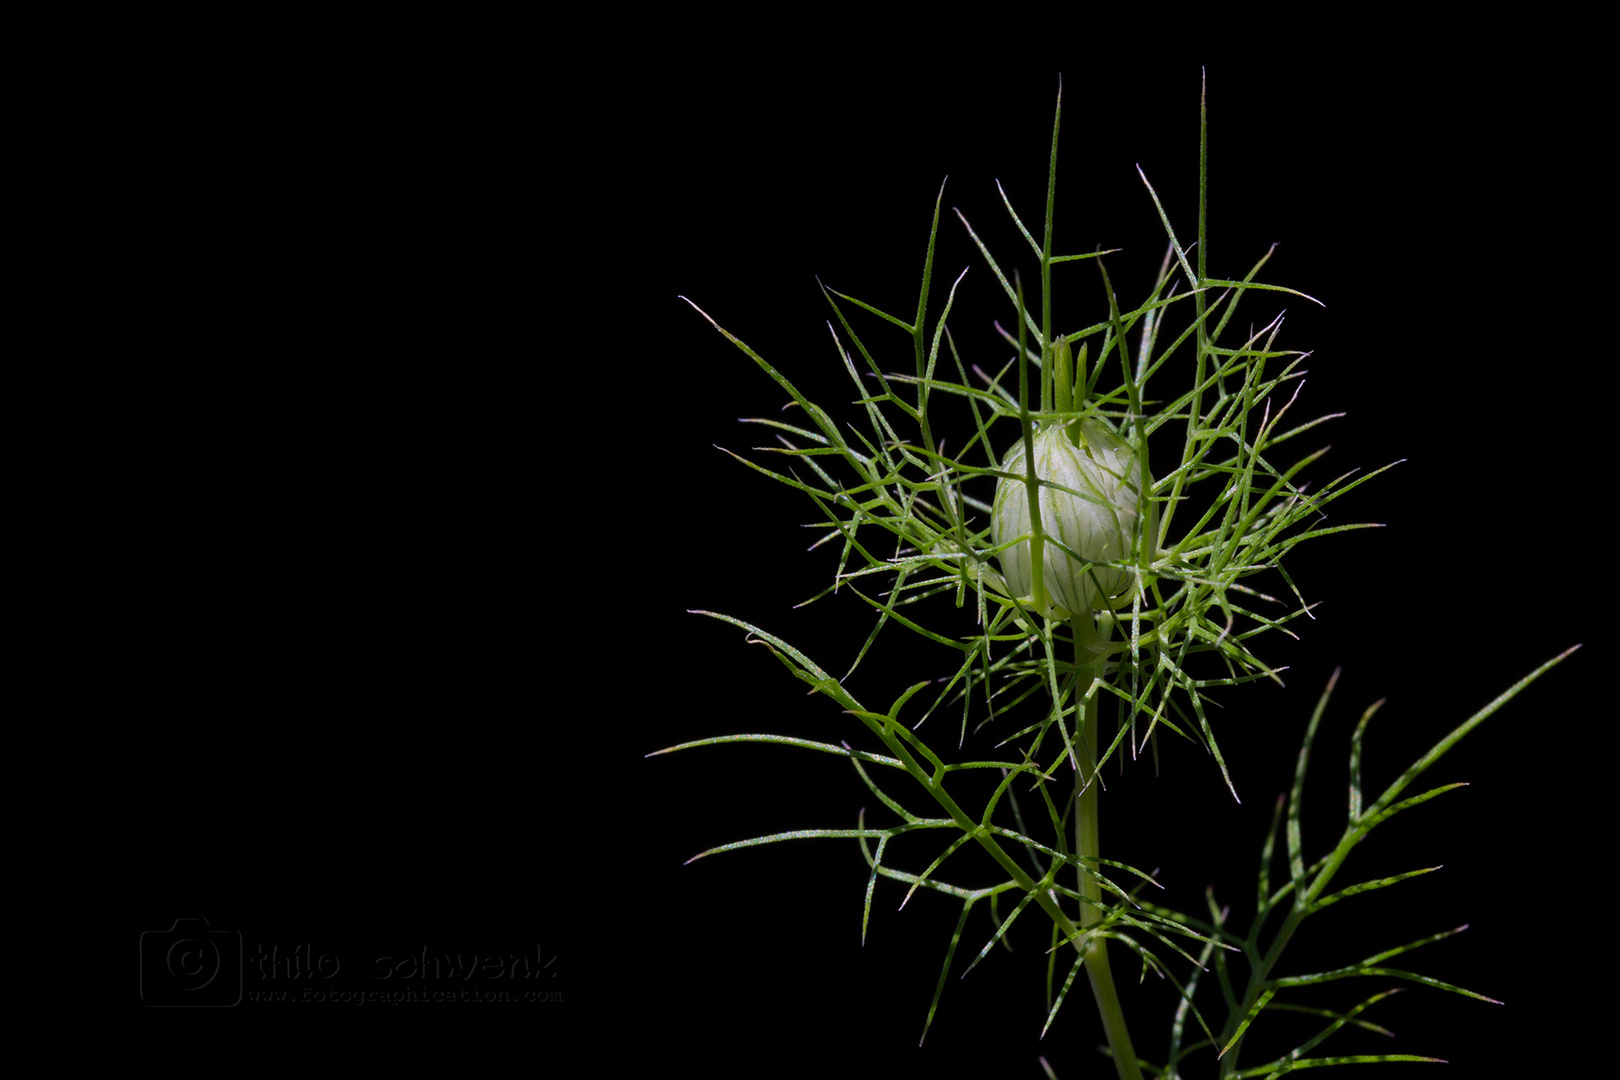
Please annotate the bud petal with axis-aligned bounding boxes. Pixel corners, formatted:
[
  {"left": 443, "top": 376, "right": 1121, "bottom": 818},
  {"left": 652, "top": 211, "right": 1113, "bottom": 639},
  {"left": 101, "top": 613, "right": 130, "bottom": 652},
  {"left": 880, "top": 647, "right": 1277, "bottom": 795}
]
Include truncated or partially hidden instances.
[{"left": 991, "top": 421, "right": 1152, "bottom": 618}]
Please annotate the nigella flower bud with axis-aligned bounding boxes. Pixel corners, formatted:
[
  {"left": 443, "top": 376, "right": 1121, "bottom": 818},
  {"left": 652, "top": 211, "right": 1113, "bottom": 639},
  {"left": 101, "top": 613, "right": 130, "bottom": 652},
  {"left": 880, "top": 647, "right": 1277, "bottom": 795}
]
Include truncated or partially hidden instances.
[{"left": 991, "top": 420, "right": 1153, "bottom": 618}]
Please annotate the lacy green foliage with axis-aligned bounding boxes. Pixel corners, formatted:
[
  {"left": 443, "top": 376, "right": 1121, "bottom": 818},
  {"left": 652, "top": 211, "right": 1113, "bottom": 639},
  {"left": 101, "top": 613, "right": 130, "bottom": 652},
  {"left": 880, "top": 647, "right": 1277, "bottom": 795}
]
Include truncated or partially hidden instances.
[
  {"left": 654, "top": 618, "right": 1575, "bottom": 1064},
  {"left": 651, "top": 613, "right": 1212, "bottom": 1048},
  {"left": 681, "top": 82, "right": 1392, "bottom": 799},
  {"left": 663, "top": 79, "right": 1577, "bottom": 1075},
  {"left": 1132, "top": 649, "right": 1576, "bottom": 1078}
]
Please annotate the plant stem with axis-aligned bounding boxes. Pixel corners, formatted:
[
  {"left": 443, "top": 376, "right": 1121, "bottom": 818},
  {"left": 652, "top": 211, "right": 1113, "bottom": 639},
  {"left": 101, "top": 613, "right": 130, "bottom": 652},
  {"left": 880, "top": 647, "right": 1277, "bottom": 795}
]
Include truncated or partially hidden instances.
[{"left": 1073, "top": 614, "right": 1142, "bottom": 1080}]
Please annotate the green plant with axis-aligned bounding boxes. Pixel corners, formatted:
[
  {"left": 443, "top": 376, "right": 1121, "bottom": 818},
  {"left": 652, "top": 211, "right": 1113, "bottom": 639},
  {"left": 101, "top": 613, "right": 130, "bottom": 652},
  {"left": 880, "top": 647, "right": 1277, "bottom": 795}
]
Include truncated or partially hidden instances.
[{"left": 656, "top": 74, "right": 1575, "bottom": 1078}]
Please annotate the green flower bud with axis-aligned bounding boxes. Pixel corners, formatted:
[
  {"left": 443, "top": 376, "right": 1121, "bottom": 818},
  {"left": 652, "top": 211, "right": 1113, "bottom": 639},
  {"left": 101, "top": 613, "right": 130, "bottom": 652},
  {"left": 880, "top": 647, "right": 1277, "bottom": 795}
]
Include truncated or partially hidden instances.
[{"left": 991, "top": 420, "right": 1153, "bottom": 618}]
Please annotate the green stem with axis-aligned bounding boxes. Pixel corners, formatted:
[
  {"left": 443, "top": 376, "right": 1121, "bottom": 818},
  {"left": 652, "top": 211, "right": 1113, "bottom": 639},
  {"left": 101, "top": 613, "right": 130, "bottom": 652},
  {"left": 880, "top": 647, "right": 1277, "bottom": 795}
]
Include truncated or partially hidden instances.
[
  {"left": 1073, "top": 614, "right": 1142, "bottom": 1080},
  {"left": 1218, "top": 910, "right": 1304, "bottom": 1078}
]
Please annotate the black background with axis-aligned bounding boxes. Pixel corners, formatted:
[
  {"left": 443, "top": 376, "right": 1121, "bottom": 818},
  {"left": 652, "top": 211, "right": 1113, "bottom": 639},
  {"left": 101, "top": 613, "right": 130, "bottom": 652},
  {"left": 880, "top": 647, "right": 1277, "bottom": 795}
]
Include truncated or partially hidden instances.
[{"left": 84, "top": 15, "right": 1602, "bottom": 1077}]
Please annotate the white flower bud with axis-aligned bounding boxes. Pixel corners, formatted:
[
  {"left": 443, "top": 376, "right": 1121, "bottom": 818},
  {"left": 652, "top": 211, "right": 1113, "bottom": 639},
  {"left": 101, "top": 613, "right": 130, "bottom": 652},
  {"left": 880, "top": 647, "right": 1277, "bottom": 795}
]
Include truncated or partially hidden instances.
[{"left": 991, "top": 420, "right": 1153, "bottom": 618}]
